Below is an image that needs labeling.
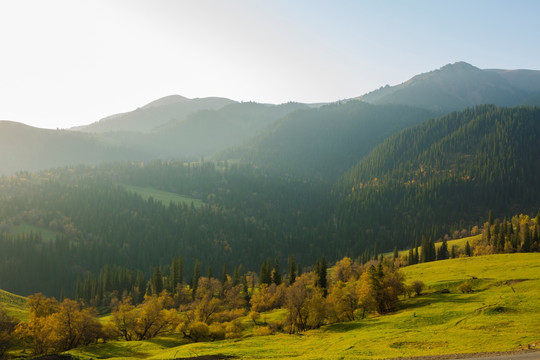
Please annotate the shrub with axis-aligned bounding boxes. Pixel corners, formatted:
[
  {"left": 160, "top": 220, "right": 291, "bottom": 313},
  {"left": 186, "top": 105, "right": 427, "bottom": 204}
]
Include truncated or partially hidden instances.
[
  {"left": 458, "top": 281, "right": 473, "bottom": 293},
  {"left": 224, "top": 320, "right": 243, "bottom": 339},
  {"left": 411, "top": 280, "right": 425, "bottom": 296},
  {"left": 253, "top": 326, "right": 273, "bottom": 336}
]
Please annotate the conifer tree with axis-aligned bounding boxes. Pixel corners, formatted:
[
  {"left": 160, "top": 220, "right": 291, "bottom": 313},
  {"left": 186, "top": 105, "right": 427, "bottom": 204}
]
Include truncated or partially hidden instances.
[
  {"left": 522, "top": 224, "right": 531, "bottom": 252},
  {"left": 232, "top": 265, "right": 241, "bottom": 287},
  {"left": 288, "top": 255, "right": 296, "bottom": 285},
  {"left": 135, "top": 270, "right": 146, "bottom": 303},
  {"left": 272, "top": 258, "right": 281, "bottom": 286},
  {"left": 152, "top": 267, "right": 163, "bottom": 295},
  {"left": 437, "top": 239, "right": 449, "bottom": 260},
  {"left": 221, "top": 263, "right": 228, "bottom": 285},
  {"left": 192, "top": 259, "right": 201, "bottom": 298},
  {"left": 318, "top": 257, "right": 327, "bottom": 296},
  {"left": 259, "top": 260, "right": 271, "bottom": 286},
  {"left": 465, "top": 241, "right": 471, "bottom": 257},
  {"left": 451, "top": 245, "right": 457, "bottom": 259}
]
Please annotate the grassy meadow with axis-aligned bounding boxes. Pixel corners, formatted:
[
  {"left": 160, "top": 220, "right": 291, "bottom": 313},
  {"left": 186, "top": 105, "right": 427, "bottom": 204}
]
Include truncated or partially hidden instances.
[
  {"left": 11, "top": 223, "right": 59, "bottom": 242},
  {"left": 0, "top": 288, "right": 27, "bottom": 321},
  {"left": 121, "top": 184, "right": 203, "bottom": 208},
  {"left": 63, "top": 252, "right": 540, "bottom": 360}
]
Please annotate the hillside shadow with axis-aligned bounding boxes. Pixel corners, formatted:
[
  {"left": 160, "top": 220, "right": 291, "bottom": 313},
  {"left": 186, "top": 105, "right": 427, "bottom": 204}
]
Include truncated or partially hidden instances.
[
  {"left": 399, "top": 292, "right": 472, "bottom": 311},
  {"left": 73, "top": 342, "right": 148, "bottom": 359},
  {"left": 323, "top": 319, "right": 378, "bottom": 333}
]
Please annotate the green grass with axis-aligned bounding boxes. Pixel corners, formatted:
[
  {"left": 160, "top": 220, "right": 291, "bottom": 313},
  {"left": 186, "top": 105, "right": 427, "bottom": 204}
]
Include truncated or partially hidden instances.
[
  {"left": 67, "top": 253, "right": 540, "bottom": 360},
  {"left": 0, "top": 288, "right": 27, "bottom": 320},
  {"left": 387, "top": 234, "right": 482, "bottom": 258},
  {"left": 121, "top": 184, "right": 203, "bottom": 208},
  {"left": 11, "top": 223, "right": 59, "bottom": 242}
]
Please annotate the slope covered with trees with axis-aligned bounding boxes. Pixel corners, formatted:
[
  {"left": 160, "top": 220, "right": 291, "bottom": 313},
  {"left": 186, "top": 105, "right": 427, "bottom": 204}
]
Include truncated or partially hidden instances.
[
  {"left": 338, "top": 105, "right": 540, "bottom": 252},
  {"left": 219, "top": 101, "right": 436, "bottom": 181},
  {"left": 0, "top": 162, "right": 335, "bottom": 298}
]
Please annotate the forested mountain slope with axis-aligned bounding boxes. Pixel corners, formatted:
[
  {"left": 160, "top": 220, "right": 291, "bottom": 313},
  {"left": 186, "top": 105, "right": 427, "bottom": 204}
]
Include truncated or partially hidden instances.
[
  {"left": 338, "top": 105, "right": 540, "bottom": 252},
  {"left": 219, "top": 101, "right": 436, "bottom": 181},
  {"left": 139, "top": 101, "right": 311, "bottom": 159},
  {"left": 359, "top": 62, "right": 540, "bottom": 111},
  {"left": 0, "top": 162, "right": 335, "bottom": 297}
]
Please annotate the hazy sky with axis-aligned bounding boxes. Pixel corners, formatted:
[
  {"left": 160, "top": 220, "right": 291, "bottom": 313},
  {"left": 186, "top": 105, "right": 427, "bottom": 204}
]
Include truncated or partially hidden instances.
[{"left": 1, "top": 0, "right": 539, "bottom": 129}]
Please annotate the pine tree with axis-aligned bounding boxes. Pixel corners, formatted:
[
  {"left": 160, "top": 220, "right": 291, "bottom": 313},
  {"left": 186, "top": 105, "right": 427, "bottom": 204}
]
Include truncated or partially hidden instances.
[
  {"left": 242, "top": 275, "right": 250, "bottom": 302},
  {"left": 437, "top": 239, "right": 449, "bottom": 260},
  {"left": 451, "top": 245, "right": 457, "bottom": 259},
  {"left": 152, "top": 267, "right": 163, "bottom": 295},
  {"left": 232, "top": 265, "right": 241, "bottom": 287},
  {"left": 221, "top": 263, "right": 228, "bottom": 285},
  {"left": 288, "top": 255, "right": 296, "bottom": 285},
  {"left": 272, "top": 258, "right": 281, "bottom": 286},
  {"left": 521, "top": 224, "right": 531, "bottom": 252},
  {"left": 392, "top": 246, "right": 399, "bottom": 261},
  {"left": 465, "top": 241, "right": 471, "bottom": 257},
  {"left": 259, "top": 260, "right": 271, "bottom": 285},
  {"left": 192, "top": 259, "right": 201, "bottom": 297},
  {"left": 318, "top": 256, "right": 327, "bottom": 296},
  {"left": 135, "top": 270, "right": 146, "bottom": 303}
]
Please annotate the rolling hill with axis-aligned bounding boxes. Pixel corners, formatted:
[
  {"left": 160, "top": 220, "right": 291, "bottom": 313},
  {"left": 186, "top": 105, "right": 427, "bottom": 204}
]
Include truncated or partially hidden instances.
[
  {"left": 75, "top": 95, "right": 236, "bottom": 133},
  {"left": 0, "top": 121, "right": 154, "bottom": 175},
  {"left": 63, "top": 252, "right": 540, "bottom": 360}
]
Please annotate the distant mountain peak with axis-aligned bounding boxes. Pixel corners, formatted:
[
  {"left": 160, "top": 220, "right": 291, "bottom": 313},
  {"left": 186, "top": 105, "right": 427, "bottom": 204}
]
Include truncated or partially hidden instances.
[
  {"left": 142, "top": 95, "right": 190, "bottom": 109},
  {"left": 359, "top": 62, "right": 540, "bottom": 111},
  {"left": 440, "top": 61, "right": 479, "bottom": 71}
]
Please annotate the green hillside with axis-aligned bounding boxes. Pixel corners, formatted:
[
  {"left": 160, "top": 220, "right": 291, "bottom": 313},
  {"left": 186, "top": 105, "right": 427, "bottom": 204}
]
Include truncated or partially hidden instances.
[
  {"left": 0, "top": 288, "right": 27, "bottom": 320},
  {"left": 65, "top": 253, "right": 540, "bottom": 359},
  {"left": 220, "top": 100, "right": 436, "bottom": 181},
  {"left": 338, "top": 105, "right": 540, "bottom": 252}
]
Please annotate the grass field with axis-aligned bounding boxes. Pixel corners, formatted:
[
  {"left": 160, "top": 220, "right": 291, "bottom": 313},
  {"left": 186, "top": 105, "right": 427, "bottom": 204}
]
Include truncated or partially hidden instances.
[
  {"left": 11, "top": 223, "right": 59, "bottom": 242},
  {"left": 121, "top": 184, "right": 203, "bottom": 208},
  {"left": 66, "top": 252, "right": 540, "bottom": 360},
  {"left": 386, "top": 234, "right": 482, "bottom": 258},
  {"left": 0, "top": 288, "right": 27, "bottom": 320}
]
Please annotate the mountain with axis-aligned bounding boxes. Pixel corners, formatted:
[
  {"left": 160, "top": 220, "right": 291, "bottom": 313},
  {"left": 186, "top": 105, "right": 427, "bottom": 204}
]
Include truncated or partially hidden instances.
[
  {"left": 219, "top": 101, "right": 437, "bottom": 181},
  {"left": 76, "top": 95, "right": 236, "bottom": 133},
  {"left": 337, "top": 105, "right": 540, "bottom": 252},
  {"left": 95, "top": 101, "right": 312, "bottom": 161},
  {"left": 358, "top": 62, "right": 540, "bottom": 112},
  {"left": 0, "top": 121, "right": 153, "bottom": 175},
  {"left": 147, "top": 101, "right": 311, "bottom": 159}
]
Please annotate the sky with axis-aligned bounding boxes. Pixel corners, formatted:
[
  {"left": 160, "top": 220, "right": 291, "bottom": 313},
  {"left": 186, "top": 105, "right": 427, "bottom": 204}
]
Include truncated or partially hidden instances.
[{"left": 1, "top": 0, "right": 539, "bottom": 129}]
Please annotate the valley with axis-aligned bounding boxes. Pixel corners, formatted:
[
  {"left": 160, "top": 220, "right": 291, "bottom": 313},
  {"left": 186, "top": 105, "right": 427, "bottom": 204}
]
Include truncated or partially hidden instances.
[{"left": 1, "top": 62, "right": 539, "bottom": 359}]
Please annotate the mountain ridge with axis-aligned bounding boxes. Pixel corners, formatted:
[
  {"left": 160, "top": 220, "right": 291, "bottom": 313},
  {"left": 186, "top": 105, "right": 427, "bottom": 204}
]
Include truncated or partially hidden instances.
[{"left": 358, "top": 61, "right": 540, "bottom": 111}]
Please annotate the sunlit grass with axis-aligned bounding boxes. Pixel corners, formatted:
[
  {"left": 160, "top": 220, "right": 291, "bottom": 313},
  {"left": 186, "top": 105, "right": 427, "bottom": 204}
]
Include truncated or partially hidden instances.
[
  {"left": 0, "top": 288, "right": 27, "bottom": 320},
  {"left": 121, "top": 184, "right": 203, "bottom": 208},
  {"left": 69, "top": 253, "right": 540, "bottom": 359}
]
